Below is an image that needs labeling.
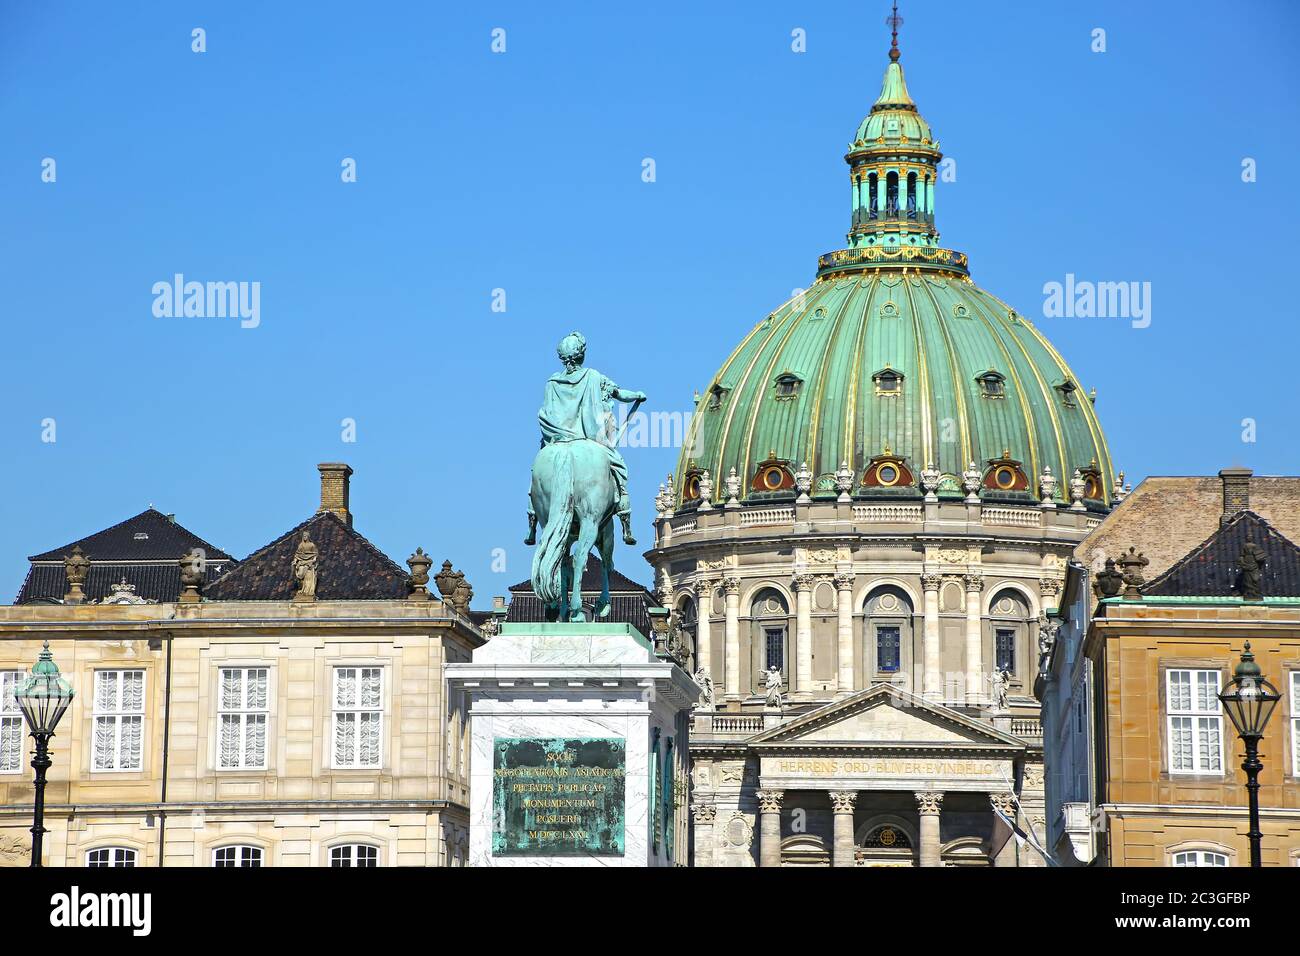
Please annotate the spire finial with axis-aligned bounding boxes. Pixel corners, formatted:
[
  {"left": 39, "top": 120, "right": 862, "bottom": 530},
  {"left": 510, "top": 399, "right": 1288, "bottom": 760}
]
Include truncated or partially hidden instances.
[{"left": 886, "top": 1, "right": 903, "bottom": 62}]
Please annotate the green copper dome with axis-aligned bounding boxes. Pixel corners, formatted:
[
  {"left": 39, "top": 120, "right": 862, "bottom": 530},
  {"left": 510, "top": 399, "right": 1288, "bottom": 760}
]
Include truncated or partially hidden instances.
[{"left": 677, "top": 46, "right": 1113, "bottom": 508}]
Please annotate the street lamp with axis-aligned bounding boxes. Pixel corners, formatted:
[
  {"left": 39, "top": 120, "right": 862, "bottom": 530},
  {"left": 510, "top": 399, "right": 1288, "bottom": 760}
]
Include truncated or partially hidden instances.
[
  {"left": 13, "top": 641, "right": 75, "bottom": 868},
  {"left": 1217, "top": 642, "right": 1280, "bottom": 868}
]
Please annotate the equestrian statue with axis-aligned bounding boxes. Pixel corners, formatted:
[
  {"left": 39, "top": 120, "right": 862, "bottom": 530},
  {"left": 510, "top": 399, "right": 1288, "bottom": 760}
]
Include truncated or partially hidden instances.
[{"left": 526, "top": 331, "right": 645, "bottom": 623}]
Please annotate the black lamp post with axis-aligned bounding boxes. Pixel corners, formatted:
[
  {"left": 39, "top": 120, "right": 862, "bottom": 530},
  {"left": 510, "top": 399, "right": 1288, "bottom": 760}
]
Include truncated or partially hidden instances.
[
  {"left": 1216, "top": 642, "right": 1280, "bottom": 868},
  {"left": 13, "top": 641, "right": 75, "bottom": 868}
]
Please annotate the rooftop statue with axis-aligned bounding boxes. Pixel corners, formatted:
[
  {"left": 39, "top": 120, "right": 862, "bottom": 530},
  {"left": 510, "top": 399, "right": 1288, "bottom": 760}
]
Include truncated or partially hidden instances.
[{"left": 527, "top": 331, "right": 645, "bottom": 622}]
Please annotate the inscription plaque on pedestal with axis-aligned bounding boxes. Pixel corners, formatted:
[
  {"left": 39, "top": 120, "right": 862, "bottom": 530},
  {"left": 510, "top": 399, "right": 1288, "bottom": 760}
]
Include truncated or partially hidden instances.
[{"left": 492, "top": 737, "right": 626, "bottom": 857}]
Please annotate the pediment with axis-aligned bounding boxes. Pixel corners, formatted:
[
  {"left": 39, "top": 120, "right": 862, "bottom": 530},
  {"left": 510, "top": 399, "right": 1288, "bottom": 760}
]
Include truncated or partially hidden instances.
[{"left": 749, "top": 684, "right": 1022, "bottom": 749}]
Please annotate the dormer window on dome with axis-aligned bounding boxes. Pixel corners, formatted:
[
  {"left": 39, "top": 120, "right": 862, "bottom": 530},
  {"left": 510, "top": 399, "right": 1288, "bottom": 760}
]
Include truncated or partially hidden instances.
[
  {"left": 1055, "top": 379, "right": 1078, "bottom": 408},
  {"left": 872, "top": 367, "right": 904, "bottom": 396},
  {"left": 774, "top": 372, "right": 803, "bottom": 401},
  {"left": 707, "top": 384, "right": 729, "bottom": 411},
  {"left": 976, "top": 370, "right": 1006, "bottom": 398},
  {"left": 750, "top": 453, "right": 796, "bottom": 494}
]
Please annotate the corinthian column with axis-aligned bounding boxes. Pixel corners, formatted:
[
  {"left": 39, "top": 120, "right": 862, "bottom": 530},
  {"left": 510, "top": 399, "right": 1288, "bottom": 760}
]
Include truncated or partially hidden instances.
[
  {"left": 723, "top": 576, "right": 741, "bottom": 700},
  {"left": 915, "top": 791, "right": 944, "bottom": 868},
  {"left": 757, "top": 789, "right": 784, "bottom": 868},
  {"left": 793, "top": 573, "right": 815, "bottom": 695},
  {"left": 921, "top": 573, "right": 943, "bottom": 700},
  {"left": 964, "top": 572, "right": 984, "bottom": 705},
  {"left": 835, "top": 572, "right": 855, "bottom": 696},
  {"left": 695, "top": 578, "right": 713, "bottom": 687},
  {"left": 692, "top": 803, "right": 718, "bottom": 868},
  {"left": 830, "top": 791, "right": 858, "bottom": 867}
]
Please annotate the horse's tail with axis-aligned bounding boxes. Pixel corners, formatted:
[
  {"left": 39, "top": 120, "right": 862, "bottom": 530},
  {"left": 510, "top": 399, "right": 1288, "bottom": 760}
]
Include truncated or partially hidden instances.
[{"left": 531, "top": 447, "right": 573, "bottom": 607}]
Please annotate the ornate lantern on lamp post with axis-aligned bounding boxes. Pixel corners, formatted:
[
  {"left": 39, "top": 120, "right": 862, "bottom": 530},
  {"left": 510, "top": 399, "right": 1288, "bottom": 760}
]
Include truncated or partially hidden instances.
[
  {"left": 13, "top": 641, "right": 75, "bottom": 868},
  {"left": 1216, "top": 642, "right": 1280, "bottom": 868}
]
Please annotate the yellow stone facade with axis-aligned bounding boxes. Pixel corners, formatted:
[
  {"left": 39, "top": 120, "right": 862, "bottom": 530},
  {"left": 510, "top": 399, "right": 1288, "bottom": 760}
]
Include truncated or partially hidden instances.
[
  {"left": 1087, "top": 601, "right": 1300, "bottom": 867},
  {"left": 0, "top": 599, "right": 481, "bottom": 867}
]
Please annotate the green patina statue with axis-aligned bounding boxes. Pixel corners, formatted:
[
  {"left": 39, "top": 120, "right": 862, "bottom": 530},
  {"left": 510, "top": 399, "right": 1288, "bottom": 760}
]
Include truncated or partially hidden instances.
[{"left": 527, "top": 331, "right": 645, "bottom": 622}]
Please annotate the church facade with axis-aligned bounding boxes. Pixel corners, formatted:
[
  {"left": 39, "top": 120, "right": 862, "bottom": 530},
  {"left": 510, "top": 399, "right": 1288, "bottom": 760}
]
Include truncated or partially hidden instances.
[{"left": 647, "top": 32, "right": 1118, "bottom": 866}]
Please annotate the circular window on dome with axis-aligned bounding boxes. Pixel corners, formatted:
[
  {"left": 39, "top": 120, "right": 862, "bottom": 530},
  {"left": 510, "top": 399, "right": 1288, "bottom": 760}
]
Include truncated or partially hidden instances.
[
  {"left": 952, "top": 303, "right": 970, "bottom": 319},
  {"left": 762, "top": 467, "right": 785, "bottom": 491},
  {"left": 879, "top": 301, "right": 900, "bottom": 319},
  {"left": 876, "top": 463, "right": 900, "bottom": 486},
  {"left": 994, "top": 466, "right": 1017, "bottom": 490},
  {"left": 1084, "top": 475, "right": 1101, "bottom": 499},
  {"left": 684, "top": 475, "right": 701, "bottom": 500}
]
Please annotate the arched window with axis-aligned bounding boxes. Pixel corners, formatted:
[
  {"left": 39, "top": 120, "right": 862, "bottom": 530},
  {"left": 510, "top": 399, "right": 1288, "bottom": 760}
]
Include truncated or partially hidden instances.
[
  {"left": 886, "top": 172, "right": 900, "bottom": 218},
  {"left": 213, "top": 845, "right": 263, "bottom": 868},
  {"left": 1172, "top": 849, "right": 1229, "bottom": 867},
  {"left": 749, "top": 588, "right": 790, "bottom": 685},
  {"left": 906, "top": 172, "right": 918, "bottom": 219},
  {"left": 329, "top": 844, "right": 379, "bottom": 867},
  {"left": 988, "top": 589, "right": 1031, "bottom": 683},
  {"left": 864, "top": 587, "right": 913, "bottom": 680},
  {"left": 868, "top": 172, "right": 879, "bottom": 219},
  {"left": 86, "top": 847, "right": 136, "bottom": 868}
]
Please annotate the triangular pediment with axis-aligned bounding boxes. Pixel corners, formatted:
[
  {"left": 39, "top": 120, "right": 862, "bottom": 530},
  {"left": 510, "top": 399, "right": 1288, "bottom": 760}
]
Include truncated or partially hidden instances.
[{"left": 749, "top": 684, "right": 1023, "bottom": 749}]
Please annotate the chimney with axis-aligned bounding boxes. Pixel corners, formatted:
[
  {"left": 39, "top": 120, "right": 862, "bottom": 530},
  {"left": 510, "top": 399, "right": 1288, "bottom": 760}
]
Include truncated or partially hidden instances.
[
  {"left": 317, "top": 462, "right": 353, "bottom": 527},
  {"left": 1219, "top": 467, "right": 1252, "bottom": 526}
]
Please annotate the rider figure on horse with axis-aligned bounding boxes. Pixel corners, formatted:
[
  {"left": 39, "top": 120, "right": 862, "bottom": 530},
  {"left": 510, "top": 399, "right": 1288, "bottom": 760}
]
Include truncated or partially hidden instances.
[{"left": 525, "top": 331, "right": 645, "bottom": 548}]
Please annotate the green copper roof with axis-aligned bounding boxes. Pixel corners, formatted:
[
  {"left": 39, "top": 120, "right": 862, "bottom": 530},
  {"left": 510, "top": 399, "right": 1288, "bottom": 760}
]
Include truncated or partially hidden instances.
[
  {"left": 675, "top": 36, "right": 1113, "bottom": 506},
  {"left": 680, "top": 275, "right": 1112, "bottom": 501},
  {"left": 852, "top": 60, "right": 933, "bottom": 148}
]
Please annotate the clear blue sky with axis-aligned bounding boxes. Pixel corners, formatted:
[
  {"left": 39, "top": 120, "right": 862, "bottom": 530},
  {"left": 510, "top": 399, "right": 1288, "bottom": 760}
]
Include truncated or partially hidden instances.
[{"left": 2, "top": 1, "right": 1297, "bottom": 603}]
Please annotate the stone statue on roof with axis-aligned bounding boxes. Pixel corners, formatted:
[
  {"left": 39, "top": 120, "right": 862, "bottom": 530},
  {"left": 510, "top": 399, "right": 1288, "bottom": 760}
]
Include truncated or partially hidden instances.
[
  {"left": 292, "top": 532, "right": 318, "bottom": 601},
  {"left": 1238, "top": 537, "right": 1267, "bottom": 601}
]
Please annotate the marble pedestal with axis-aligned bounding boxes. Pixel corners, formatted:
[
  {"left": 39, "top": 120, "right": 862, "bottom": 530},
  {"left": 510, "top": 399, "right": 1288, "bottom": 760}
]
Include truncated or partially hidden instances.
[{"left": 447, "top": 622, "right": 698, "bottom": 867}]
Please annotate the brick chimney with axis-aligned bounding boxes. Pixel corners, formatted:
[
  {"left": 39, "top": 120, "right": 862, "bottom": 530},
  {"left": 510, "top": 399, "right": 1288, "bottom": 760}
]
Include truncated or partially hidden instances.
[
  {"left": 1219, "top": 467, "right": 1251, "bottom": 526},
  {"left": 317, "top": 462, "right": 353, "bottom": 527}
]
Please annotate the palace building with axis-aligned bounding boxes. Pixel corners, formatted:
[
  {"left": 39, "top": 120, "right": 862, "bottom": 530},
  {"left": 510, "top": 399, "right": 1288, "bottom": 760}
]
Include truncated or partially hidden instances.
[
  {"left": 647, "top": 30, "right": 1117, "bottom": 866},
  {"left": 0, "top": 464, "right": 482, "bottom": 867}
]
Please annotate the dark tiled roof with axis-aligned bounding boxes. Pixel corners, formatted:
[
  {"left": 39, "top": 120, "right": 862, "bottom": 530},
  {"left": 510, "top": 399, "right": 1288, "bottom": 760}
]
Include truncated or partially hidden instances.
[
  {"left": 28, "top": 508, "right": 234, "bottom": 562},
  {"left": 506, "top": 556, "right": 658, "bottom": 637},
  {"left": 205, "top": 511, "right": 409, "bottom": 601},
  {"left": 1143, "top": 511, "right": 1300, "bottom": 598},
  {"left": 16, "top": 508, "right": 237, "bottom": 604}
]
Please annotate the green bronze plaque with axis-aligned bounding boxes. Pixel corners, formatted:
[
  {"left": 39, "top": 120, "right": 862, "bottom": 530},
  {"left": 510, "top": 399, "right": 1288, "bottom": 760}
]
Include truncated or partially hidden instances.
[{"left": 492, "top": 737, "right": 626, "bottom": 856}]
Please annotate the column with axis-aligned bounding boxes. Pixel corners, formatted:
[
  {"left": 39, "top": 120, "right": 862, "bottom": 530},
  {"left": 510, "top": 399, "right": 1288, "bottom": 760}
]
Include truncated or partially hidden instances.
[
  {"left": 875, "top": 171, "right": 887, "bottom": 219},
  {"left": 851, "top": 176, "right": 861, "bottom": 224},
  {"left": 964, "top": 572, "right": 984, "bottom": 705},
  {"left": 830, "top": 791, "right": 858, "bottom": 867},
  {"left": 835, "top": 572, "right": 855, "bottom": 695},
  {"left": 989, "top": 792, "right": 1018, "bottom": 867},
  {"left": 793, "top": 573, "right": 814, "bottom": 695},
  {"left": 757, "top": 790, "right": 784, "bottom": 868},
  {"left": 695, "top": 578, "right": 713, "bottom": 693},
  {"left": 915, "top": 791, "right": 944, "bottom": 868},
  {"left": 692, "top": 803, "right": 717, "bottom": 868},
  {"left": 926, "top": 176, "right": 934, "bottom": 217},
  {"left": 921, "top": 573, "right": 942, "bottom": 700},
  {"left": 723, "top": 576, "right": 741, "bottom": 700}
]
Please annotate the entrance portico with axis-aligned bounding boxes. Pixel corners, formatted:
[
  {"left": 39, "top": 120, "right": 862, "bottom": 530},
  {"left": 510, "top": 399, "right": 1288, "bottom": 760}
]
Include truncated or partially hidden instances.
[{"left": 693, "top": 684, "right": 1031, "bottom": 866}]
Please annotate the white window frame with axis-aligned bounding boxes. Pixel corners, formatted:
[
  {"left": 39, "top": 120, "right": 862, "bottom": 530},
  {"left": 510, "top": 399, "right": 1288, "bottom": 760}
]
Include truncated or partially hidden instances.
[
  {"left": 212, "top": 844, "right": 264, "bottom": 868},
  {"left": 1172, "top": 849, "right": 1228, "bottom": 867},
  {"left": 86, "top": 846, "right": 137, "bottom": 867},
  {"left": 329, "top": 843, "right": 379, "bottom": 867},
  {"left": 92, "top": 669, "right": 146, "bottom": 772},
  {"left": 1, "top": 670, "right": 24, "bottom": 774},
  {"left": 1166, "top": 668, "right": 1223, "bottom": 775},
  {"left": 216, "top": 667, "right": 269, "bottom": 771},
  {"left": 330, "top": 666, "right": 384, "bottom": 770},
  {"left": 1290, "top": 671, "right": 1300, "bottom": 777}
]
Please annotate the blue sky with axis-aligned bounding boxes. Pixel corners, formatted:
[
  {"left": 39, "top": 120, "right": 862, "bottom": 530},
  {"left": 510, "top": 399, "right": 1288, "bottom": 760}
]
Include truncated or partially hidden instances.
[{"left": 1, "top": 1, "right": 1297, "bottom": 602}]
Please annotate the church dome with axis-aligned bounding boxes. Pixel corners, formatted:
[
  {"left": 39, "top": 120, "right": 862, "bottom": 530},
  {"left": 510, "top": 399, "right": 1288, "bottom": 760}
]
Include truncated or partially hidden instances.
[{"left": 677, "top": 43, "right": 1113, "bottom": 509}]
